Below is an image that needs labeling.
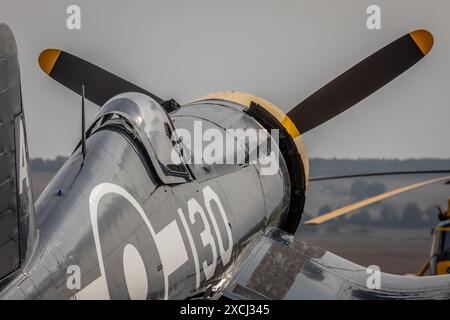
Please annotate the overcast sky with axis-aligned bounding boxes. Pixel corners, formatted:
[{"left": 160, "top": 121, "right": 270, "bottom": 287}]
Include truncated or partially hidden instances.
[{"left": 1, "top": 0, "right": 449, "bottom": 159}]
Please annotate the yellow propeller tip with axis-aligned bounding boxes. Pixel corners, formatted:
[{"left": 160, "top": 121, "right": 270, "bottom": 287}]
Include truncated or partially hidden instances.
[
  {"left": 39, "top": 48, "right": 61, "bottom": 75},
  {"left": 410, "top": 29, "right": 434, "bottom": 55}
]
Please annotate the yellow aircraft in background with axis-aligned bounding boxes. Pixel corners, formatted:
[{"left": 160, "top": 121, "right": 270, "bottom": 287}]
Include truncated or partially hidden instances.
[
  {"left": 417, "top": 198, "right": 450, "bottom": 276},
  {"left": 305, "top": 177, "right": 450, "bottom": 276}
]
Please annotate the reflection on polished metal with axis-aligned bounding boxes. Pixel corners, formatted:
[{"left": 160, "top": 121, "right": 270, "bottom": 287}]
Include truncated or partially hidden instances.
[
  {"left": 92, "top": 92, "right": 192, "bottom": 184},
  {"left": 222, "top": 229, "right": 450, "bottom": 300}
]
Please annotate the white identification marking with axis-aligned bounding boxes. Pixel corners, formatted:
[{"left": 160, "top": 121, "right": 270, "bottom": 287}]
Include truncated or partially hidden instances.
[
  {"left": 18, "top": 119, "right": 30, "bottom": 195},
  {"left": 84, "top": 183, "right": 168, "bottom": 299},
  {"left": 75, "top": 275, "right": 109, "bottom": 300},
  {"left": 154, "top": 220, "right": 189, "bottom": 276},
  {"left": 177, "top": 186, "right": 234, "bottom": 289},
  {"left": 203, "top": 186, "right": 233, "bottom": 265},
  {"left": 178, "top": 208, "right": 200, "bottom": 289},
  {"left": 123, "top": 244, "right": 148, "bottom": 300},
  {"left": 188, "top": 198, "right": 217, "bottom": 280}
]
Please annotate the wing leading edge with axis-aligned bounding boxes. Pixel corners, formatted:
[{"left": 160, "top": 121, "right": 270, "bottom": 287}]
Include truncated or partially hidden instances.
[{"left": 221, "top": 229, "right": 450, "bottom": 300}]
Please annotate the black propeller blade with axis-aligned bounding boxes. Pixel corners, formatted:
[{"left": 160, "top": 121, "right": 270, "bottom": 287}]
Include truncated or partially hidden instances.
[
  {"left": 287, "top": 30, "right": 434, "bottom": 133},
  {"left": 38, "top": 49, "right": 164, "bottom": 106}
]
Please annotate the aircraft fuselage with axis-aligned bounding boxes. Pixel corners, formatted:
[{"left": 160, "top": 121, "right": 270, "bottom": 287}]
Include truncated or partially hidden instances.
[{"left": 0, "top": 99, "right": 291, "bottom": 299}]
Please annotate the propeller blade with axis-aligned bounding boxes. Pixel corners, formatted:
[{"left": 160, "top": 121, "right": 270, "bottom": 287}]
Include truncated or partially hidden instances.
[
  {"left": 38, "top": 49, "right": 164, "bottom": 106},
  {"left": 288, "top": 29, "right": 434, "bottom": 133},
  {"left": 304, "top": 175, "right": 450, "bottom": 225}
]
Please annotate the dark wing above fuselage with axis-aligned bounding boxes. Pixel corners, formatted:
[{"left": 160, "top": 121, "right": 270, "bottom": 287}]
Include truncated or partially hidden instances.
[{"left": 221, "top": 228, "right": 450, "bottom": 300}]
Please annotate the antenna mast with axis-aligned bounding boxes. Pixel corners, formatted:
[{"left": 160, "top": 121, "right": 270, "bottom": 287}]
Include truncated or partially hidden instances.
[{"left": 81, "top": 84, "right": 87, "bottom": 162}]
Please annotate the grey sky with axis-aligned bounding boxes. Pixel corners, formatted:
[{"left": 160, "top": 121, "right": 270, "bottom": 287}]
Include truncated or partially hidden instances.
[{"left": 1, "top": 0, "right": 449, "bottom": 159}]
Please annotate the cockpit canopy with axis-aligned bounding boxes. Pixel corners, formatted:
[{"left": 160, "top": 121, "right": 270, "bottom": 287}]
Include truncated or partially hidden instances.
[{"left": 90, "top": 92, "right": 191, "bottom": 184}]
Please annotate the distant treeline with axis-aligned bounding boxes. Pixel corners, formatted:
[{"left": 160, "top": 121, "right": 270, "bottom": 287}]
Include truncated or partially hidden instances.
[
  {"left": 302, "top": 202, "right": 441, "bottom": 231},
  {"left": 302, "top": 164, "right": 450, "bottom": 232},
  {"left": 309, "top": 158, "right": 450, "bottom": 177},
  {"left": 30, "top": 156, "right": 68, "bottom": 173}
]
